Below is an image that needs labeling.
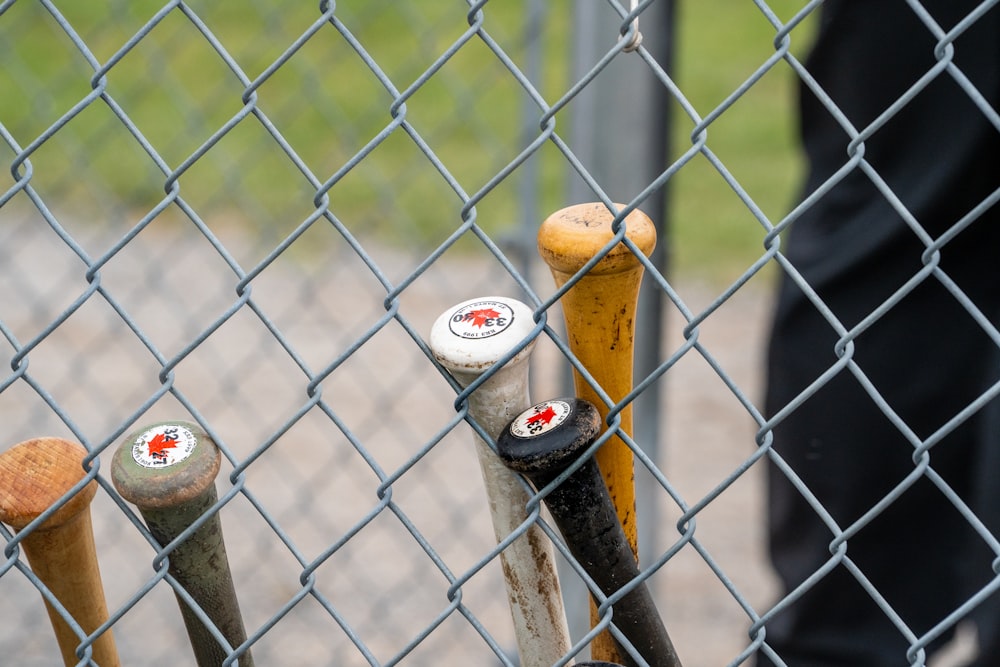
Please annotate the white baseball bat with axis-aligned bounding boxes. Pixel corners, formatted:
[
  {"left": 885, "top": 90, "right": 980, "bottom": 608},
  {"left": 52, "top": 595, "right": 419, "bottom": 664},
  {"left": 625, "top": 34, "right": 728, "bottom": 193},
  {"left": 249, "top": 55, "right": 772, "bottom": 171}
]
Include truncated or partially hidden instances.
[{"left": 429, "top": 296, "right": 573, "bottom": 667}]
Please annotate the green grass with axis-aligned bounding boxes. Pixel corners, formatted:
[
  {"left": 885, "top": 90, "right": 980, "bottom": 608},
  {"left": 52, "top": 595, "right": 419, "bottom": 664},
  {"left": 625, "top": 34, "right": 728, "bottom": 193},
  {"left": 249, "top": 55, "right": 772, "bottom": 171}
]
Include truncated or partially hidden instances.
[
  {"left": 0, "top": 1, "right": 817, "bottom": 279},
  {"left": 668, "top": 0, "right": 817, "bottom": 282}
]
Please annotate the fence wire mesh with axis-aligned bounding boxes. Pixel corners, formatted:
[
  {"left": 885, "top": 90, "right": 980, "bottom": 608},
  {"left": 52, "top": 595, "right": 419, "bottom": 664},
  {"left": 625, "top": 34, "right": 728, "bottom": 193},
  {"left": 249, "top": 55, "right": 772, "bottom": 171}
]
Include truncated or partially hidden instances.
[{"left": 1, "top": 1, "right": 998, "bottom": 666}]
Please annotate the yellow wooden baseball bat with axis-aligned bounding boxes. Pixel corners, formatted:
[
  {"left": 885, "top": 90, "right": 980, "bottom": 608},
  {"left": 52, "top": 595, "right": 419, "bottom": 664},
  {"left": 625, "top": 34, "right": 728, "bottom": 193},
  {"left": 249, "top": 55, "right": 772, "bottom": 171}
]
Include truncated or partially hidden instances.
[{"left": 538, "top": 201, "right": 656, "bottom": 662}]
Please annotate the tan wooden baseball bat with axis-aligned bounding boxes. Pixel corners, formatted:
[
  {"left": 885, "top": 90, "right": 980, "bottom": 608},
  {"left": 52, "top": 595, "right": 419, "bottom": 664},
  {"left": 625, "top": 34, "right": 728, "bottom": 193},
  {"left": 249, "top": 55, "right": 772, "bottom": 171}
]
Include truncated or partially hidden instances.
[
  {"left": 537, "top": 202, "right": 656, "bottom": 663},
  {"left": 0, "top": 437, "right": 121, "bottom": 667}
]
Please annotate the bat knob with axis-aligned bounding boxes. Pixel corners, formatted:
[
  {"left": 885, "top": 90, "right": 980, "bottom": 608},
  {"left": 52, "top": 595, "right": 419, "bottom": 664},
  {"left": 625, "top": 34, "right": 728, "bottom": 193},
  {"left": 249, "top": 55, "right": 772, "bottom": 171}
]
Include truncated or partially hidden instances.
[
  {"left": 496, "top": 397, "right": 601, "bottom": 489},
  {"left": 111, "top": 421, "right": 220, "bottom": 509},
  {"left": 537, "top": 202, "right": 656, "bottom": 277},
  {"left": 429, "top": 295, "right": 537, "bottom": 377},
  {"left": 0, "top": 438, "right": 97, "bottom": 531}
]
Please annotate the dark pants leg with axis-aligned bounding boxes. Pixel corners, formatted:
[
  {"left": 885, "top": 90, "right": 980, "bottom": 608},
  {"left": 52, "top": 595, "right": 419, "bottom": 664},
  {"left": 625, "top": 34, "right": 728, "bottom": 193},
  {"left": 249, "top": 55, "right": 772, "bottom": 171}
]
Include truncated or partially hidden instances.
[{"left": 757, "top": 237, "right": 1000, "bottom": 665}]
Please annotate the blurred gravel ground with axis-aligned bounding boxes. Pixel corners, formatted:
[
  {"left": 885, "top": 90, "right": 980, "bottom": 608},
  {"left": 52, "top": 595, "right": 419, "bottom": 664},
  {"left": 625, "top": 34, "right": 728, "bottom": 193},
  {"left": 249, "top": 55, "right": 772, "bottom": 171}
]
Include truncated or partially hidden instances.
[{"left": 16, "top": 219, "right": 965, "bottom": 665}]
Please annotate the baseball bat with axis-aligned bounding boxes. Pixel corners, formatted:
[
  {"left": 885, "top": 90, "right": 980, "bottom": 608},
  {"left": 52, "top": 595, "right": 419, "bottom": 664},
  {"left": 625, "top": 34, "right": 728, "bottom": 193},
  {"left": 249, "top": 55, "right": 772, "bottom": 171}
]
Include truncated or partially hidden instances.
[
  {"left": 429, "top": 296, "right": 574, "bottom": 667},
  {"left": 538, "top": 202, "right": 656, "bottom": 661},
  {"left": 111, "top": 421, "right": 253, "bottom": 667},
  {"left": 0, "top": 437, "right": 121, "bottom": 667},
  {"left": 497, "top": 398, "right": 682, "bottom": 667}
]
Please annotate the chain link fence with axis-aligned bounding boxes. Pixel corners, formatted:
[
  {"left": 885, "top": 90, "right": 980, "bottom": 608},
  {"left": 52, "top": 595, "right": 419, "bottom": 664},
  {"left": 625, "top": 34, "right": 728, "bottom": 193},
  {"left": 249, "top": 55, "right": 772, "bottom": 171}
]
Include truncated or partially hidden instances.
[{"left": 2, "top": 1, "right": 998, "bottom": 665}]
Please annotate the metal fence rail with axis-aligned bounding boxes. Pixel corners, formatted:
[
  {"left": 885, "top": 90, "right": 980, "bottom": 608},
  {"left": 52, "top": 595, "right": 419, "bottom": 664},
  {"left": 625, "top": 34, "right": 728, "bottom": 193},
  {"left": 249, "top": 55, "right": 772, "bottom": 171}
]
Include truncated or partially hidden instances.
[{"left": 2, "top": 1, "right": 998, "bottom": 666}]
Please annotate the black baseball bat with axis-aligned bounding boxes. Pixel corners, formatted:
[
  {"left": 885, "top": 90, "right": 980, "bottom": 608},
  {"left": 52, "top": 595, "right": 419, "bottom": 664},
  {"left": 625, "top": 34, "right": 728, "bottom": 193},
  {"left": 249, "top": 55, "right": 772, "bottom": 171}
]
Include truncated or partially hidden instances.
[{"left": 496, "top": 398, "right": 682, "bottom": 667}]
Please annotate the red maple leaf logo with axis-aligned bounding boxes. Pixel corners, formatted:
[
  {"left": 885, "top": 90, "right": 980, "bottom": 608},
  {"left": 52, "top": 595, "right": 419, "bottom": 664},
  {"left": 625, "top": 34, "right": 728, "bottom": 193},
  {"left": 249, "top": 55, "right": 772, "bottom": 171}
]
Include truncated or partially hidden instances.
[
  {"left": 526, "top": 405, "right": 557, "bottom": 427},
  {"left": 147, "top": 432, "right": 177, "bottom": 457},
  {"left": 466, "top": 307, "right": 502, "bottom": 328}
]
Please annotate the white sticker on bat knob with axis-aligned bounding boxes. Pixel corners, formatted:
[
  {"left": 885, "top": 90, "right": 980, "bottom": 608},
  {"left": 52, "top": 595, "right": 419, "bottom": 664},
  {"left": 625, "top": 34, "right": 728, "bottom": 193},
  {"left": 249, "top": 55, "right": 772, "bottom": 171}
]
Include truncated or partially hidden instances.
[
  {"left": 510, "top": 399, "right": 571, "bottom": 438},
  {"left": 131, "top": 424, "right": 198, "bottom": 468},
  {"left": 448, "top": 299, "right": 516, "bottom": 339}
]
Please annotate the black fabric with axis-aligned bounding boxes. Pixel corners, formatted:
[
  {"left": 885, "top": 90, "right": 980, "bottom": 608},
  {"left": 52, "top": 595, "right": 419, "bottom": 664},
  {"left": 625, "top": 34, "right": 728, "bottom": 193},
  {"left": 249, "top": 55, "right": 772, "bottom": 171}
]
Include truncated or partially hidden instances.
[{"left": 758, "top": 1, "right": 1000, "bottom": 664}]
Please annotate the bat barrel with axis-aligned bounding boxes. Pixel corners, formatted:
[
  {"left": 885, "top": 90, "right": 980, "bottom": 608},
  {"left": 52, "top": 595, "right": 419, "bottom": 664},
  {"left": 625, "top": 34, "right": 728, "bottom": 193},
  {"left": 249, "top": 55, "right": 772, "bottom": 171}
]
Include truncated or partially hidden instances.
[
  {"left": 429, "top": 296, "right": 573, "bottom": 667},
  {"left": 112, "top": 421, "right": 253, "bottom": 667},
  {"left": 0, "top": 437, "right": 121, "bottom": 667},
  {"left": 497, "top": 399, "right": 682, "bottom": 667}
]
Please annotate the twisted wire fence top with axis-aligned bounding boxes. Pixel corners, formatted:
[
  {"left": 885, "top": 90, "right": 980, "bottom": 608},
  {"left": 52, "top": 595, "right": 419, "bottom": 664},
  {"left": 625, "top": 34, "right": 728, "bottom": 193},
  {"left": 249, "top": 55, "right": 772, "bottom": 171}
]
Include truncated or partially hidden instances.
[{"left": 2, "top": 1, "right": 998, "bottom": 665}]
